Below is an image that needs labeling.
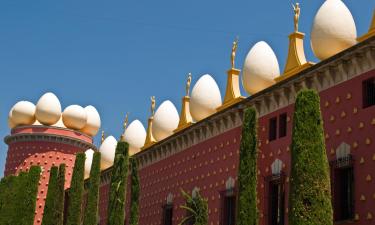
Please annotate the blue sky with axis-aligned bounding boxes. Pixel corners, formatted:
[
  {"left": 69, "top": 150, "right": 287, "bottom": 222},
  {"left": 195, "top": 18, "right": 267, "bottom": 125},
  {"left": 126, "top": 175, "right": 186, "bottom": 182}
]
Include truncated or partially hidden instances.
[{"left": 0, "top": 0, "right": 373, "bottom": 176}]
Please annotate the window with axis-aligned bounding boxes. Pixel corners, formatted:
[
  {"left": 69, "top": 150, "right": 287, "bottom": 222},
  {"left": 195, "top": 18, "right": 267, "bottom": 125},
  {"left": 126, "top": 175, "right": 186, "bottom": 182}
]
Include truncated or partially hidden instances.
[
  {"left": 278, "top": 113, "right": 287, "bottom": 138},
  {"left": 331, "top": 156, "right": 354, "bottom": 222},
  {"left": 268, "top": 176, "right": 285, "bottom": 225},
  {"left": 269, "top": 117, "right": 277, "bottom": 141},
  {"left": 223, "top": 194, "right": 236, "bottom": 225},
  {"left": 162, "top": 204, "right": 173, "bottom": 225},
  {"left": 363, "top": 77, "right": 375, "bottom": 108}
]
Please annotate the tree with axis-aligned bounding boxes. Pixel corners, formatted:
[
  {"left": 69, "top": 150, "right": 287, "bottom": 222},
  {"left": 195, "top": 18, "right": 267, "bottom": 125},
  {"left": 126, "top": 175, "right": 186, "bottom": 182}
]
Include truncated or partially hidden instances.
[
  {"left": 16, "top": 166, "right": 42, "bottom": 225},
  {"left": 107, "top": 141, "right": 130, "bottom": 225},
  {"left": 0, "top": 175, "right": 17, "bottom": 225},
  {"left": 83, "top": 152, "right": 101, "bottom": 225},
  {"left": 129, "top": 157, "right": 140, "bottom": 225},
  {"left": 55, "top": 164, "right": 66, "bottom": 225},
  {"left": 178, "top": 189, "right": 208, "bottom": 225},
  {"left": 66, "top": 153, "right": 86, "bottom": 225},
  {"left": 289, "top": 89, "right": 333, "bottom": 225},
  {"left": 42, "top": 166, "right": 59, "bottom": 225},
  {"left": 237, "top": 107, "right": 258, "bottom": 225}
]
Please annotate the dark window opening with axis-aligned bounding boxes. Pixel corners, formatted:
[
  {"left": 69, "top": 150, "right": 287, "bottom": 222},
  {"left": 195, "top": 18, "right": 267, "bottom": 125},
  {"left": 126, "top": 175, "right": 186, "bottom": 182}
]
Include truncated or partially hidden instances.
[
  {"left": 269, "top": 117, "right": 277, "bottom": 141},
  {"left": 162, "top": 204, "right": 173, "bottom": 225},
  {"left": 223, "top": 194, "right": 236, "bottom": 225},
  {"left": 278, "top": 113, "right": 287, "bottom": 138},
  {"left": 268, "top": 177, "right": 285, "bottom": 225},
  {"left": 363, "top": 77, "right": 375, "bottom": 108},
  {"left": 332, "top": 162, "right": 354, "bottom": 222}
]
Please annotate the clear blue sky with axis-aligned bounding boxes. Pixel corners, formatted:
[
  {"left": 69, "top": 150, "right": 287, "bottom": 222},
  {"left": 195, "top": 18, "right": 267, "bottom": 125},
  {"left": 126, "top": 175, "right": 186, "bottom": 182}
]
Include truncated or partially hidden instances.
[{"left": 0, "top": 0, "right": 373, "bottom": 176}]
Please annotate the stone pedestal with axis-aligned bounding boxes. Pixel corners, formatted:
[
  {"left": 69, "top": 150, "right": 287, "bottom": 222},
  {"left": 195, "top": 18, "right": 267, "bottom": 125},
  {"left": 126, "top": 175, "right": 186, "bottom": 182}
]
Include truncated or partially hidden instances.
[
  {"left": 217, "top": 68, "right": 244, "bottom": 111},
  {"left": 174, "top": 96, "right": 193, "bottom": 133}
]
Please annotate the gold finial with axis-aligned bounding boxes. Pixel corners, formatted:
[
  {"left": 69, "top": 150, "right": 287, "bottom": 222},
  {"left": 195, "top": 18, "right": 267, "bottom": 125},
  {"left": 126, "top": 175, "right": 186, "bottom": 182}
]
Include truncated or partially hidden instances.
[
  {"left": 231, "top": 36, "right": 239, "bottom": 69},
  {"left": 101, "top": 130, "right": 105, "bottom": 144},
  {"left": 186, "top": 73, "right": 192, "bottom": 97},
  {"left": 123, "top": 113, "right": 129, "bottom": 131},
  {"left": 292, "top": 3, "right": 300, "bottom": 32},
  {"left": 150, "top": 96, "right": 156, "bottom": 117}
]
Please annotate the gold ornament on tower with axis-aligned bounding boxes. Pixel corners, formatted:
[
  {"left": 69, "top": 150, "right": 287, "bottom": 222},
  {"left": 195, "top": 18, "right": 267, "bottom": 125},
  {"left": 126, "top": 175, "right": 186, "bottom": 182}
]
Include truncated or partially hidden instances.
[
  {"left": 275, "top": 2, "right": 314, "bottom": 82},
  {"left": 120, "top": 113, "right": 129, "bottom": 141},
  {"left": 175, "top": 73, "right": 194, "bottom": 132},
  {"left": 142, "top": 96, "right": 157, "bottom": 149},
  {"left": 217, "top": 37, "right": 244, "bottom": 111},
  {"left": 358, "top": 10, "right": 375, "bottom": 42},
  {"left": 101, "top": 130, "right": 105, "bottom": 144}
]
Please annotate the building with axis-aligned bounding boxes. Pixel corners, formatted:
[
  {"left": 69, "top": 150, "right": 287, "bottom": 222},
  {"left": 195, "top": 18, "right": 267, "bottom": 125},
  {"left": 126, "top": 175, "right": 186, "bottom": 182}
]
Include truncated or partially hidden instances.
[{"left": 4, "top": 1, "right": 375, "bottom": 225}]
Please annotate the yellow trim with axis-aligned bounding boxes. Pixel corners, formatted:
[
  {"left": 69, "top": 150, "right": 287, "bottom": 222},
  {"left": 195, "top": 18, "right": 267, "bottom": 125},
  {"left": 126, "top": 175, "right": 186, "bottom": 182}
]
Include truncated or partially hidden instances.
[
  {"left": 358, "top": 10, "right": 375, "bottom": 42},
  {"left": 174, "top": 96, "right": 193, "bottom": 133},
  {"left": 217, "top": 68, "right": 244, "bottom": 111}
]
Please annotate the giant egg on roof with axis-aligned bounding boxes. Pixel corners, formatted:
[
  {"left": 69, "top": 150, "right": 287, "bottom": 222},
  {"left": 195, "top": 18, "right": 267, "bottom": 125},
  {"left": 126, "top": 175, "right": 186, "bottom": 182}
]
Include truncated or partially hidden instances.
[
  {"left": 81, "top": 106, "right": 101, "bottom": 136},
  {"left": 35, "top": 92, "right": 62, "bottom": 125},
  {"left": 99, "top": 136, "right": 117, "bottom": 170},
  {"left": 12, "top": 101, "right": 36, "bottom": 126},
  {"left": 123, "top": 120, "right": 146, "bottom": 155},
  {"left": 242, "top": 41, "right": 280, "bottom": 95},
  {"left": 190, "top": 74, "right": 222, "bottom": 121},
  {"left": 311, "top": 0, "right": 357, "bottom": 60},
  {"left": 8, "top": 107, "right": 15, "bottom": 129},
  {"left": 62, "top": 105, "right": 87, "bottom": 130},
  {"left": 84, "top": 149, "right": 94, "bottom": 178},
  {"left": 152, "top": 100, "right": 179, "bottom": 141}
]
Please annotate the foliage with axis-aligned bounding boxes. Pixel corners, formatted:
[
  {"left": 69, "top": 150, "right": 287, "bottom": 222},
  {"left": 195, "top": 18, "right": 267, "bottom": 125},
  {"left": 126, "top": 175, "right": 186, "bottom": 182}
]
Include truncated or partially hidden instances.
[
  {"left": 42, "top": 166, "right": 59, "bottom": 225},
  {"left": 237, "top": 107, "right": 258, "bottom": 225},
  {"left": 55, "top": 164, "right": 66, "bottom": 225},
  {"left": 178, "top": 189, "right": 208, "bottom": 225},
  {"left": 289, "top": 89, "right": 333, "bottom": 225},
  {"left": 107, "top": 141, "right": 130, "bottom": 225},
  {"left": 66, "top": 153, "right": 86, "bottom": 225},
  {"left": 83, "top": 152, "right": 101, "bottom": 225},
  {"left": 129, "top": 157, "right": 140, "bottom": 225}
]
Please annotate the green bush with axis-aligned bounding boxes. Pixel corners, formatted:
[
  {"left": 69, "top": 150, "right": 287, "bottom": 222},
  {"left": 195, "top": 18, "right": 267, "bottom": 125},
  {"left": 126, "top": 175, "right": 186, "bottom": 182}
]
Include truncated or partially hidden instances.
[
  {"left": 129, "top": 157, "right": 140, "bottom": 225},
  {"left": 178, "top": 189, "right": 208, "bottom": 225},
  {"left": 0, "top": 175, "right": 18, "bottom": 224},
  {"left": 66, "top": 153, "right": 86, "bottom": 225},
  {"left": 16, "top": 166, "right": 41, "bottom": 225},
  {"left": 83, "top": 152, "right": 101, "bottom": 225},
  {"left": 55, "top": 164, "right": 66, "bottom": 225},
  {"left": 107, "top": 141, "right": 130, "bottom": 225},
  {"left": 42, "top": 166, "right": 59, "bottom": 225},
  {"left": 289, "top": 89, "right": 333, "bottom": 225},
  {"left": 237, "top": 107, "right": 258, "bottom": 225}
]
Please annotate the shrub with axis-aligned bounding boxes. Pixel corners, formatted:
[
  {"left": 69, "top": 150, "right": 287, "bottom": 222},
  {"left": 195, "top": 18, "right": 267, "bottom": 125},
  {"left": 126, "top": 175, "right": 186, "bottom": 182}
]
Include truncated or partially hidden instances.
[
  {"left": 55, "top": 164, "right": 66, "bottom": 225},
  {"left": 129, "top": 157, "right": 140, "bottom": 225},
  {"left": 237, "top": 107, "right": 258, "bottom": 225},
  {"left": 83, "top": 152, "right": 101, "bottom": 225},
  {"left": 179, "top": 189, "right": 208, "bottom": 225},
  {"left": 289, "top": 89, "right": 333, "bottom": 225},
  {"left": 107, "top": 141, "right": 130, "bottom": 225},
  {"left": 42, "top": 166, "right": 59, "bottom": 225},
  {"left": 66, "top": 153, "right": 86, "bottom": 225}
]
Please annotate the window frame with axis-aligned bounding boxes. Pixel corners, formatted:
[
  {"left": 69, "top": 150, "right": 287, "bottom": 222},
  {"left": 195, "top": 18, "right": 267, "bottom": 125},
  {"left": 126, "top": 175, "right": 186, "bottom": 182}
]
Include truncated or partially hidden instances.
[
  {"left": 278, "top": 113, "right": 287, "bottom": 138},
  {"left": 162, "top": 203, "right": 174, "bottom": 225},
  {"left": 266, "top": 173, "right": 285, "bottom": 225},
  {"left": 268, "top": 117, "right": 278, "bottom": 142},
  {"left": 362, "top": 77, "right": 375, "bottom": 108}
]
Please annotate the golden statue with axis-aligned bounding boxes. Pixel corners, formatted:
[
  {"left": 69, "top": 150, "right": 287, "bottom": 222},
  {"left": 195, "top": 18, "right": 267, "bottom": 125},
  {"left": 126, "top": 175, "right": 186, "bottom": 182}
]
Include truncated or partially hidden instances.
[
  {"left": 292, "top": 3, "right": 300, "bottom": 32},
  {"left": 231, "top": 37, "right": 239, "bottom": 69},
  {"left": 186, "top": 73, "right": 192, "bottom": 96},
  {"left": 150, "top": 96, "right": 156, "bottom": 116},
  {"left": 101, "top": 130, "right": 105, "bottom": 144},
  {"left": 123, "top": 113, "right": 129, "bottom": 130}
]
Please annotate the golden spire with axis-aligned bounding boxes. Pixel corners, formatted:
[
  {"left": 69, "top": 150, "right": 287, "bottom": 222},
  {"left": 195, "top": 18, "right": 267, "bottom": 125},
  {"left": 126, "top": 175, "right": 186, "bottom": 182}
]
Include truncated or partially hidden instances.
[
  {"left": 174, "top": 73, "right": 194, "bottom": 132},
  {"left": 275, "top": 2, "right": 314, "bottom": 82},
  {"left": 142, "top": 97, "right": 157, "bottom": 149},
  {"left": 101, "top": 130, "right": 105, "bottom": 144},
  {"left": 217, "top": 37, "right": 244, "bottom": 111},
  {"left": 358, "top": 10, "right": 375, "bottom": 42},
  {"left": 120, "top": 113, "right": 129, "bottom": 141}
]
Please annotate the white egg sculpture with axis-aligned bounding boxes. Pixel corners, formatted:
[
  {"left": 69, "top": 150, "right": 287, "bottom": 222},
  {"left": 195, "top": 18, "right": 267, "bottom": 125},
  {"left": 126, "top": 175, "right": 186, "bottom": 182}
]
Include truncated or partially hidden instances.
[
  {"left": 123, "top": 120, "right": 146, "bottom": 155},
  {"left": 35, "top": 92, "right": 62, "bottom": 125},
  {"left": 242, "top": 41, "right": 280, "bottom": 95},
  {"left": 80, "top": 106, "right": 101, "bottom": 136},
  {"left": 152, "top": 100, "right": 179, "bottom": 141},
  {"left": 84, "top": 149, "right": 94, "bottom": 178},
  {"left": 99, "top": 136, "right": 118, "bottom": 170},
  {"left": 11, "top": 101, "right": 36, "bottom": 126},
  {"left": 311, "top": 0, "right": 357, "bottom": 60},
  {"left": 62, "top": 105, "right": 87, "bottom": 130},
  {"left": 190, "top": 74, "right": 222, "bottom": 121},
  {"left": 8, "top": 107, "right": 15, "bottom": 129}
]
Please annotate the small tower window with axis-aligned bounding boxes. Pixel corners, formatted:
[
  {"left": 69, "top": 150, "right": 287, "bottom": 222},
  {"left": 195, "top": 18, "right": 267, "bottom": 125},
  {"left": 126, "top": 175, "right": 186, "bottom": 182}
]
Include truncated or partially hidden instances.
[
  {"left": 221, "top": 177, "right": 236, "bottom": 225},
  {"left": 362, "top": 77, "right": 375, "bottom": 108},
  {"left": 278, "top": 113, "right": 287, "bottom": 138},
  {"left": 162, "top": 204, "right": 173, "bottom": 225},
  {"left": 267, "top": 175, "right": 285, "bottom": 225}
]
